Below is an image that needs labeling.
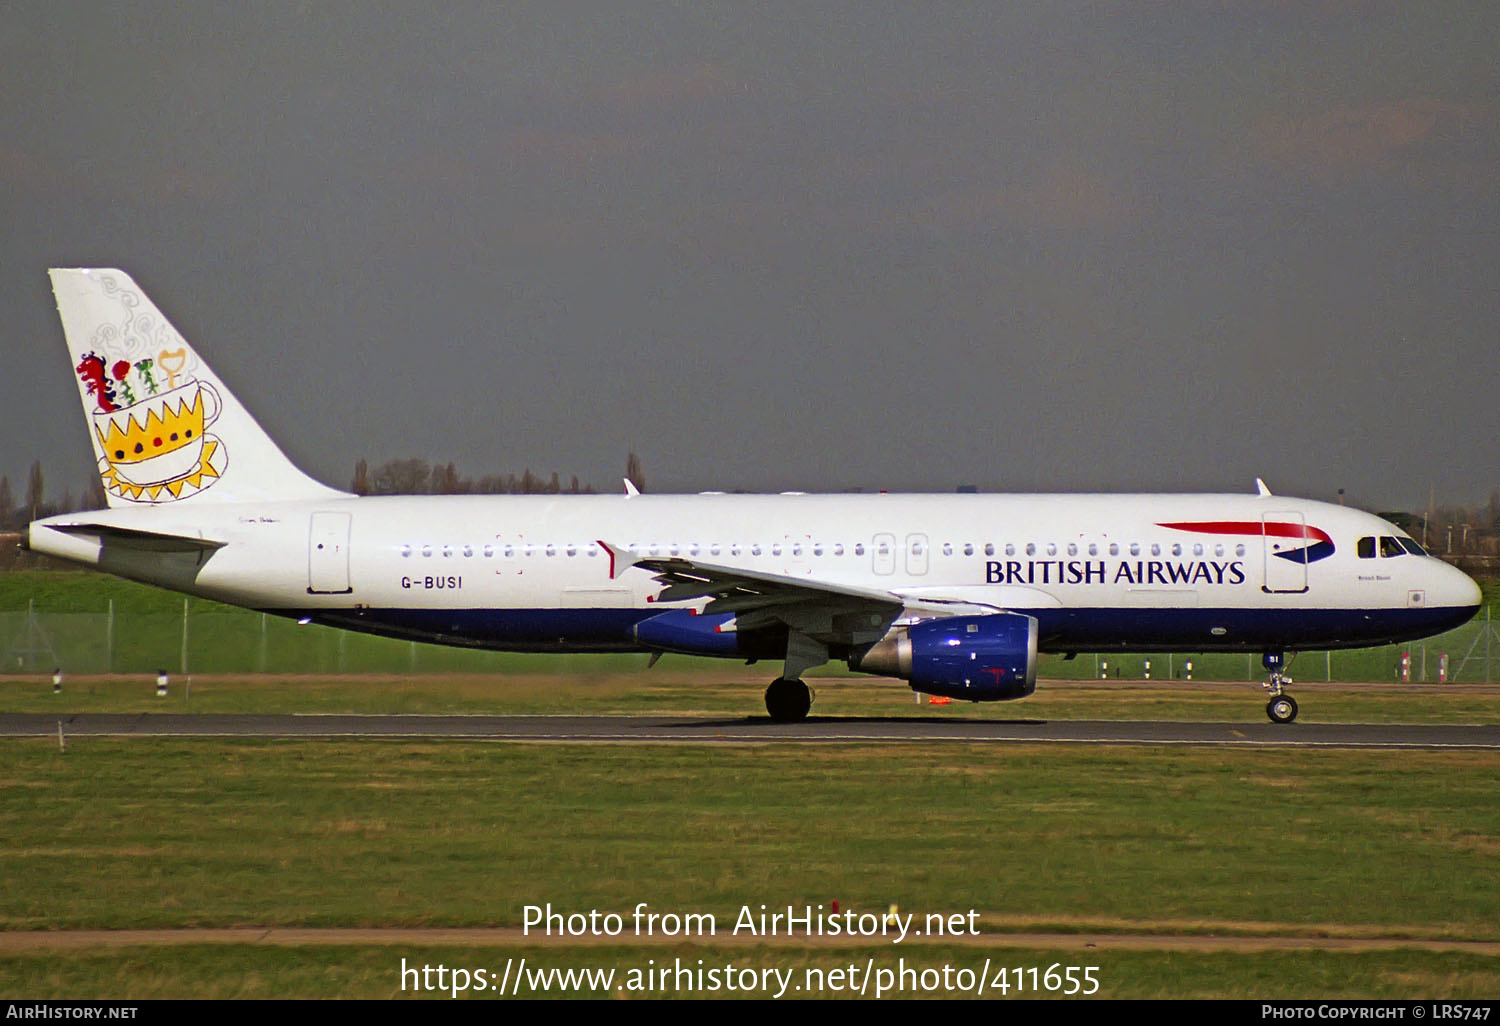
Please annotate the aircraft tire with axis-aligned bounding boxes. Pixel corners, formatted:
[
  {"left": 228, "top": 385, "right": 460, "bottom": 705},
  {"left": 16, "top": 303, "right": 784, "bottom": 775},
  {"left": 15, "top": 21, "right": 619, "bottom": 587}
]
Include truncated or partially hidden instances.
[
  {"left": 765, "top": 678, "right": 812, "bottom": 722},
  {"left": 1266, "top": 695, "right": 1299, "bottom": 724}
]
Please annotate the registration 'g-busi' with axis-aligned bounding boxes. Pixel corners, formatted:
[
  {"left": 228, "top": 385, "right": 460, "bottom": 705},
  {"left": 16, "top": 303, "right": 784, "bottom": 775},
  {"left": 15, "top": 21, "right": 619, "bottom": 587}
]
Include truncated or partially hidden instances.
[{"left": 27, "top": 269, "right": 1482, "bottom": 722}]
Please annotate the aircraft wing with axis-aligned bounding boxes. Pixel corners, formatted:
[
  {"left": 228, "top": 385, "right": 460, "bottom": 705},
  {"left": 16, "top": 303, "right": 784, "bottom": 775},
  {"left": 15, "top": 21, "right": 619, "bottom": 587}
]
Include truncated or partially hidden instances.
[{"left": 597, "top": 540, "right": 904, "bottom": 639}]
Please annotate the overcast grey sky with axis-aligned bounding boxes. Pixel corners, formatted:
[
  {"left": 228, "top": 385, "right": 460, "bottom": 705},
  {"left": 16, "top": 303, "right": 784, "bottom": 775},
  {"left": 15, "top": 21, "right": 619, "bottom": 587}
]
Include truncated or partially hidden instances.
[{"left": 3, "top": 2, "right": 1497, "bottom": 510}]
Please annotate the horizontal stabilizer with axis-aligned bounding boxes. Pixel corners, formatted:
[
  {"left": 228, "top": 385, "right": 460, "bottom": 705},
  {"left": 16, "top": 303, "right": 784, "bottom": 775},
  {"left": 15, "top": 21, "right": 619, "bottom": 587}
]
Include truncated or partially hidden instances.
[{"left": 47, "top": 522, "right": 227, "bottom": 553}]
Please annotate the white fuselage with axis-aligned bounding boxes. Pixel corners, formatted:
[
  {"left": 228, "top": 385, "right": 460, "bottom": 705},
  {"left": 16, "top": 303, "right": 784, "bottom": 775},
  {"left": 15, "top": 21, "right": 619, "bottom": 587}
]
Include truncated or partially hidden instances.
[{"left": 29, "top": 490, "right": 1483, "bottom": 658}]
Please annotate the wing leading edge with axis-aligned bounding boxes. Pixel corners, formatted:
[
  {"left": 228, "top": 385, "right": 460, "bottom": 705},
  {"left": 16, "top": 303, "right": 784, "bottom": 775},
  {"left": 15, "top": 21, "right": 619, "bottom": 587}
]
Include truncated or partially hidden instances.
[{"left": 597, "top": 540, "right": 903, "bottom": 641}]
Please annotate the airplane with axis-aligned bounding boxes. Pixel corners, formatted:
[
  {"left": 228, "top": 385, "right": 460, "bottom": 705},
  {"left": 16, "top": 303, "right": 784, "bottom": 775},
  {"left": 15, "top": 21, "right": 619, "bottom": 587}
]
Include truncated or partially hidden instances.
[{"left": 24, "top": 269, "right": 1483, "bottom": 724}]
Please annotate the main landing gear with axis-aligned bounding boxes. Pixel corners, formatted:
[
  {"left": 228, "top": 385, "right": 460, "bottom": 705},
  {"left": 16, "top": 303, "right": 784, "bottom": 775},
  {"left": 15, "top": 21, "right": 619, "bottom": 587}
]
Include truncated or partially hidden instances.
[
  {"left": 1262, "top": 651, "right": 1298, "bottom": 724},
  {"left": 765, "top": 677, "right": 813, "bottom": 722},
  {"left": 764, "top": 631, "right": 825, "bottom": 722}
]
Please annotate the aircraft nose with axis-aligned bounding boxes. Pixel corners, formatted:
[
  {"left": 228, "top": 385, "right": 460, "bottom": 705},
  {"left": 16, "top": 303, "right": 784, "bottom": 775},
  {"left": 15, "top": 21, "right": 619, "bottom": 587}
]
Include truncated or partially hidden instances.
[{"left": 1439, "top": 562, "right": 1483, "bottom": 614}]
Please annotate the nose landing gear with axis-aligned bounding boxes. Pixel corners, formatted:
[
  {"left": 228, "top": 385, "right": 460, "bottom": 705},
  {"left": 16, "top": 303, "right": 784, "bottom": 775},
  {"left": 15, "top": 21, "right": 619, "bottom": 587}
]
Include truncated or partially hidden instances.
[{"left": 1262, "top": 651, "right": 1298, "bottom": 724}]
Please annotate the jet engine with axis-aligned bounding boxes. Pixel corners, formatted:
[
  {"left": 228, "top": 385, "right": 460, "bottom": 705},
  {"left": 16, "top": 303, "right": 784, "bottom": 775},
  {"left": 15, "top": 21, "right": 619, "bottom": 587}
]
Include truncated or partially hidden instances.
[{"left": 849, "top": 612, "right": 1038, "bottom": 701}]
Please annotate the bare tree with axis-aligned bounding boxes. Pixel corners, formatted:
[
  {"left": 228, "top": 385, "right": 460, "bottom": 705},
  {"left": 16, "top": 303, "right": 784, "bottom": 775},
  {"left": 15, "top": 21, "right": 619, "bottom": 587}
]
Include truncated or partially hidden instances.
[
  {"left": 26, "top": 460, "right": 43, "bottom": 521},
  {"left": 372, "top": 458, "right": 432, "bottom": 495},
  {"left": 626, "top": 452, "right": 646, "bottom": 494},
  {"left": 83, "top": 475, "right": 108, "bottom": 511}
]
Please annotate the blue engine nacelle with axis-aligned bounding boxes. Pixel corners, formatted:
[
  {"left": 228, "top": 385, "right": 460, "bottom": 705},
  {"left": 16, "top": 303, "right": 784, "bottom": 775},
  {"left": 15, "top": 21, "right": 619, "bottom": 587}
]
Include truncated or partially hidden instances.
[{"left": 850, "top": 612, "right": 1039, "bottom": 701}]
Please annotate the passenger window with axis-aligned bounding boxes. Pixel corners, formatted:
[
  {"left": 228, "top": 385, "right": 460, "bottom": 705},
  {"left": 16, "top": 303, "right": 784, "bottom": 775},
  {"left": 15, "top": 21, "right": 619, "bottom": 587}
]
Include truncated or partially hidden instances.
[
  {"left": 1129, "top": 543, "right": 1140, "bottom": 556},
  {"left": 1380, "top": 536, "right": 1404, "bottom": 558},
  {"left": 1357, "top": 537, "right": 1375, "bottom": 559},
  {"left": 984, "top": 543, "right": 995, "bottom": 557}
]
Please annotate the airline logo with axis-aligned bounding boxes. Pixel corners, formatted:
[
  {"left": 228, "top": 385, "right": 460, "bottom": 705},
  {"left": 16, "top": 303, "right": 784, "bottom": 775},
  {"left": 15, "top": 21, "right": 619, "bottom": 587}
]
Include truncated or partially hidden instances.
[
  {"left": 1157, "top": 521, "right": 1336, "bottom": 564},
  {"left": 72, "top": 274, "right": 228, "bottom": 503}
]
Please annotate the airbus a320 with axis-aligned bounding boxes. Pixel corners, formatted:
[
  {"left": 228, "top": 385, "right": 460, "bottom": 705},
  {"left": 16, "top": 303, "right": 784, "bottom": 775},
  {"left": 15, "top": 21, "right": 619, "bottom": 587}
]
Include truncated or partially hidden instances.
[{"left": 25, "top": 269, "right": 1482, "bottom": 723}]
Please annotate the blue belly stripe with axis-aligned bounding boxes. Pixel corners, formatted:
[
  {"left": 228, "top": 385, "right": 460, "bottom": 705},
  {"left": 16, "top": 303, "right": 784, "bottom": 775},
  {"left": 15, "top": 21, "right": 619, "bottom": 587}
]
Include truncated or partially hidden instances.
[{"left": 264, "top": 603, "right": 1481, "bottom": 655}]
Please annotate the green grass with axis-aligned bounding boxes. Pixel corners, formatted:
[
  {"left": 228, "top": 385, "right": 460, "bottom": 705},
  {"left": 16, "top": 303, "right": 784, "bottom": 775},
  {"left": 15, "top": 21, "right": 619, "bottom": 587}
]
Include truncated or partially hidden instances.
[
  {"left": 4, "top": 572, "right": 1498, "bottom": 1000},
  {"left": 3, "top": 739, "right": 1498, "bottom": 934}
]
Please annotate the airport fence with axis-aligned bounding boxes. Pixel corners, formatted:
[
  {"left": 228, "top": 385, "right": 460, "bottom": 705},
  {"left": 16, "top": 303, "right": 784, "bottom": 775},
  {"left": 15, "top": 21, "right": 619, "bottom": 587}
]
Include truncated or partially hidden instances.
[{"left": 2, "top": 600, "right": 1498, "bottom": 683}]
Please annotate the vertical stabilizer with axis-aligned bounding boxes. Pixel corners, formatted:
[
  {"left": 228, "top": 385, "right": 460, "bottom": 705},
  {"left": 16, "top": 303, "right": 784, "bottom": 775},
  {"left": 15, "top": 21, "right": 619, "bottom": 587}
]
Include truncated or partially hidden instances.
[{"left": 50, "top": 268, "right": 347, "bottom": 506}]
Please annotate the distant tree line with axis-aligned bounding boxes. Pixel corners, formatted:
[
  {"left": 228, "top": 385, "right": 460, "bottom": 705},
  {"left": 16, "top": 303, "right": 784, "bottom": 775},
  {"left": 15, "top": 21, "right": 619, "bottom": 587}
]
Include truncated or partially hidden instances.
[
  {"left": 348, "top": 453, "right": 646, "bottom": 496},
  {"left": 0, "top": 461, "right": 107, "bottom": 530},
  {"left": 0, "top": 450, "right": 650, "bottom": 530},
  {"left": 350, "top": 458, "right": 599, "bottom": 496}
]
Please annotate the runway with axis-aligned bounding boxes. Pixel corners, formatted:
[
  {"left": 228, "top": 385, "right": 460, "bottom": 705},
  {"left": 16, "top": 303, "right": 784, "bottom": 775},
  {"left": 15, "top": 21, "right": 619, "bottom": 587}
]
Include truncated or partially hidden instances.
[{"left": 2, "top": 712, "right": 1498, "bottom": 749}]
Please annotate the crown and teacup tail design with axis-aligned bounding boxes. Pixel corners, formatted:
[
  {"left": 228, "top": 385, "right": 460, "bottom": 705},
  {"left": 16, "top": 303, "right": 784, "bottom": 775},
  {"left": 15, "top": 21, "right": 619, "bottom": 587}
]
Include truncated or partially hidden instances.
[{"left": 51, "top": 269, "right": 345, "bottom": 507}]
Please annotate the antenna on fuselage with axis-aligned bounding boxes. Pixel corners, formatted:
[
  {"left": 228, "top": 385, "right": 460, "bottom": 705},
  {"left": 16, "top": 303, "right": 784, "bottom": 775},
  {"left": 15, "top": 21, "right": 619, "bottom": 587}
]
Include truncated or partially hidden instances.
[{"left": 1255, "top": 478, "right": 1272, "bottom": 497}]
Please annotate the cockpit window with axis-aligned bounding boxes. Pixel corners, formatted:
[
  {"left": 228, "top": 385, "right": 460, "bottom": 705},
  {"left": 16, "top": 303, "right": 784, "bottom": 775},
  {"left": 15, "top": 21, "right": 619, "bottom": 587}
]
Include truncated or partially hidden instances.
[
  {"left": 1399, "top": 538, "right": 1426, "bottom": 556},
  {"left": 1357, "top": 537, "right": 1375, "bottom": 559},
  {"left": 1379, "top": 536, "right": 1405, "bottom": 558}
]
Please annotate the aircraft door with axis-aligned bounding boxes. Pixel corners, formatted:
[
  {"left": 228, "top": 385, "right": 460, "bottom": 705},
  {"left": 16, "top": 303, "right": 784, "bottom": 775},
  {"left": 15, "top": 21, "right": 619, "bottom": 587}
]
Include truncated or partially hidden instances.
[
  {"left": 1262, "top": 511, "right": 1309, "bottom": 594},
  {"left": 873, "top": 533, "right": 896, "bottom": 575},
  {"left": 308, "top": 511, "right": 353, "bottom": 594},
  {"left": 906, "top": 533, "right": 929, "bottom": 576}
]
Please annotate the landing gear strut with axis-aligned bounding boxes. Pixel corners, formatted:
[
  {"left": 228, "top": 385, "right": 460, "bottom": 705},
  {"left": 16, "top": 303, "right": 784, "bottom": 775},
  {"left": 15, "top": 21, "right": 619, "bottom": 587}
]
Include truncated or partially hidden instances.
[
  {"left": 763, "top": 630, "right": 825, "bottom": 722},
  {"left": 1262, "top": 651, "right": 1298, "bottom": 724},
  {"left": 765, "top": 677, "right": 812, "bottom": 722}
]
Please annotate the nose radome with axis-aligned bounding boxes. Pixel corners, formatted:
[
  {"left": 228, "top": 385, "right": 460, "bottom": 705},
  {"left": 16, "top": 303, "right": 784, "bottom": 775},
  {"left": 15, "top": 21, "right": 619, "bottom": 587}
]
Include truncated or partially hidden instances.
[{"left": 1442, "top": 563, "right": 1483, "bottom": 612}]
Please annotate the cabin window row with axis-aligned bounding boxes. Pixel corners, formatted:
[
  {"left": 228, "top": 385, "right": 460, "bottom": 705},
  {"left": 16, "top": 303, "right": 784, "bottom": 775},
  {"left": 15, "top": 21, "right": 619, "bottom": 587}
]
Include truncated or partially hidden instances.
[{"left": 395, "top": 539, "right": 1250, "bottom": 559}]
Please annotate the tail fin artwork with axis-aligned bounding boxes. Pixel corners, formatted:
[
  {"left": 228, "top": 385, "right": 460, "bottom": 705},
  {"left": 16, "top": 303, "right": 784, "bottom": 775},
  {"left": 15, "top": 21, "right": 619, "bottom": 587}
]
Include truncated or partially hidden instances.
[{"left": 50, "top": 269, "right": 346, "bottom": 506}]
